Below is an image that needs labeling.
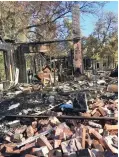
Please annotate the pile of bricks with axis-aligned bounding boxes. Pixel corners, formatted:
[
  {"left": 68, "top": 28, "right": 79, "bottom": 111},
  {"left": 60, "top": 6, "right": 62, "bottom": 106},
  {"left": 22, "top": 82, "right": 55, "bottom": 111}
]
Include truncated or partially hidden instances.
[
  {"left": 0, "top": 113, "right": 118, "bottom": 157},
  {"left": 80, "top": 98, "right": 118, "bottom": 118}
]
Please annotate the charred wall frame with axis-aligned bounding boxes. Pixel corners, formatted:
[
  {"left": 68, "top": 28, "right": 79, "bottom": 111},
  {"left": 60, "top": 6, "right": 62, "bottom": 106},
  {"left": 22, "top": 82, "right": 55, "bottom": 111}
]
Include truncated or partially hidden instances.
[{"left": 0, "top": 42, "right": 15, "bottom": 82}]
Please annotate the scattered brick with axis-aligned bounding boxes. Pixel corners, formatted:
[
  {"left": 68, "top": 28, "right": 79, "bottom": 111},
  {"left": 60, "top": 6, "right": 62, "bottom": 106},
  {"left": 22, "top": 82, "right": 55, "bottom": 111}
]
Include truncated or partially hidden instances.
[
  {"left": 91, "top": 108, "right": 97, "bottom": 116},
  {"left": 6, "top": 132, "right": 13, "bottom": 137},
  {"left": 55, "top": 123, "right": 73, "bottom": 140},
  {"left": 89, "top": 128, "right": 102, "bottom": 140},
  {"left": 37, "top": 135, "right": 53, "bottom": 150},
  {"left": 20, "top": 142, "right": 36, "bottom": 152},
  {"left": 54, "top": 140, "right": 61, "bottom": 148},
  {"left": 26, "top": 126, "right": 34, "bottom": 137},
  {"left": 98, "top": 107, "right": 107, "bottom": 116},
  {"left": 93, "top": 99, "right": 104, "bottom": 108},
  {"left": 92, "top": 111, "right": 101, "bottom": 117},
  {"left": 92, "top": 140, "right": 104, "bottom": 152},
  {"left": 104, "top": 136, "right": 118, "bottom": 154},
  {"left": 4, "top": 136, "right": 11, "bottom": 142},
  {"left": 81, "top": 127, "right": 86, "bottom": 149},
  {"left": 25, "top": 154, "right": 37, "bottom": 157},
  {"left": 32, "top": 121, "right": 37, "bottom": 129},
  {"left": 3, "top": 144, "right": 20, "bottom": 154},
  {"left": 104, "top": 124, "right": 118, "bottom": 131},
  {"left": 15, "top": 125, "right": 27, "bottom": 134},
  {"left": 81, "top": 112, "right": 91, "bottom": 117},
  {"left": 0, "top": 96, "right": 117, "bottom": 157},
  {"left": 49, "top": 116, "right": 61, "bottom": 125},
  {"left": 107, "top": 84, "right": 118, "bottom": 93}
]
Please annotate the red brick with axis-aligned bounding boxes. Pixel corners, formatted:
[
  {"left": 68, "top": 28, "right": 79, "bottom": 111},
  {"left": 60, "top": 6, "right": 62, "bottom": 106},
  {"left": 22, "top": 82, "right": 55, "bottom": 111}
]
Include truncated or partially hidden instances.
[
  {"left": 25, "top": 154, "right": 37, "bottom": 157},
  {"left": 4, "top": 145, "right": 20, "bottom": 154},
  {"left": 82, "top": 127, "right": 86, "bottom": 149},
  {"left": 32, "top": 121, "right": 37, "bottom": 129},
  {"left": 104, "top": 124, "right": 118, "bottom": 131},
  {"left": 114, "top": 110, "right": 118, "bottom": 117},
  {"left": 91, "top": 108, "right": 97, "bottom": 116},
  {"left": 89, "top": 128, "right": 102, "bottom": 140},
  {"left": 35, "top": 132, "right": 39, "bottom": 136},
  {"left": 89, "top": 128, "right": 106, "bottom": 148},
  {"left": 98, "top": 107, "right": 107, "bottom": 116},
  {"left": 33, "top": 128, "right": 37, "bottom": 133},
  {"left": 37, "top": 135, "right": 53, "bottom": 150},
  {"left": 15, "top": 125, "right": 27, "bottom": 134},
  {"left": 104, "top": 136, "right": 118, "bottom": 154},
  {"left": 54, "top": 140, "right": 61, "bottom": 148},
  {"left": 92, "top": 140, "right": 104, "bottom": 152},
  {"left": 92, "top": 111, "right": 101, "bottom": 117},
  {"left": 6, "top": 131, "right": 13, "bottom": 137},
  {"left": 4, "top": 136, "right": 11, "bottom": 142},
  {"left": 55, "top": 123, "right": 73, "bottom": 140},
  {"left": 94, "top": 99, "right": 104, "bottom": 108},
  {"left": 26, "top": 126, "right": 34, "bottom": 137},
  {"left": 107, "top": 84, "right": 118, "bottom": 93},
  {"left": 20, "top": 142, "right": 36, "bottom": 152},
  {"left": 49, "top": 116, "right": 60, "bottom": 125},
  {"left": 38, "top": 119, "right": 49, "bottom": 126},
  {"left": 81, "top": 112, "right": 91, "bottom": 117}
]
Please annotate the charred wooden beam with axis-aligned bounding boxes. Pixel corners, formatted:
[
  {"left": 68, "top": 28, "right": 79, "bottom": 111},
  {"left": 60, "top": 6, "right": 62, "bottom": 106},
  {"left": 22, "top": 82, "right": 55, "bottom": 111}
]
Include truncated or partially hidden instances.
[
  {"left": 0, "top": 42, "right": 15, "bottom": 81},
  {"left": 14, "top": 38, "right": 80, "bottom": 46},
  {"left": 15, "top": 45, "right": 27, "bottom": 83}
]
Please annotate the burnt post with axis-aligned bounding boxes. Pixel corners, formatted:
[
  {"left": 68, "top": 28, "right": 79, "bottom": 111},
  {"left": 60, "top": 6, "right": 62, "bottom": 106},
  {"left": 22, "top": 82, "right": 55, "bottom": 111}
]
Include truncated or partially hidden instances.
[
  {"left": 0, "top": 41, "right": 15, "bottom": 81},
  {"left": 15, "top": 45, "right": 27, "bottom": 83},
  {"left": 72, "top": 5, "right": 83, "bottom": 76}
]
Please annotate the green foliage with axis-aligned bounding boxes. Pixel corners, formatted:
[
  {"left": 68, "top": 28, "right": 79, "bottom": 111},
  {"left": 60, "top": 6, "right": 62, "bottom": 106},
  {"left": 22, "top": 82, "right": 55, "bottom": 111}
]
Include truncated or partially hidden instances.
[{"left": 82, "top": 11, "right": 118, "bottom": 65}]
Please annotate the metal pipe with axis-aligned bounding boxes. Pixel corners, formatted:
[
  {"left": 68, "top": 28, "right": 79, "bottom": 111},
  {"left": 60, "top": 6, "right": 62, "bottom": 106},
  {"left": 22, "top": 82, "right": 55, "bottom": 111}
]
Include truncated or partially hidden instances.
[{"left": 4, "top": 115, "right": 118, "bottom": 121}]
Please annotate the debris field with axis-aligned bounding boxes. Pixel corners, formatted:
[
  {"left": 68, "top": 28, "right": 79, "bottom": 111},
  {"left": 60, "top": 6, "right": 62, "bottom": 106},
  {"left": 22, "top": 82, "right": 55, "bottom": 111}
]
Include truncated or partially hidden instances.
[{"left": 0, "top": 73, "right": 118, "bottom": 157}]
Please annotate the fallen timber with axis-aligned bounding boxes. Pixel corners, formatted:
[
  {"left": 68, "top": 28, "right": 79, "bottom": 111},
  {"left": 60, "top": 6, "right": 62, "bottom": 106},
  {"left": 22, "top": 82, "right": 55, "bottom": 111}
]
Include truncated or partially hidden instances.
[{"left": 17, "top": 127, "right": 55, "bottom": 148}]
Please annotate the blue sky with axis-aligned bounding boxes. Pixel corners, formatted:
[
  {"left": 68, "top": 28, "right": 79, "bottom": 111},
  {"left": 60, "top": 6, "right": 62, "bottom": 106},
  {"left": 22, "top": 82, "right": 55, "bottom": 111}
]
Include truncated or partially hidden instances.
[{"left": 81, "top": 1, "right": 118, "bottom": 37}]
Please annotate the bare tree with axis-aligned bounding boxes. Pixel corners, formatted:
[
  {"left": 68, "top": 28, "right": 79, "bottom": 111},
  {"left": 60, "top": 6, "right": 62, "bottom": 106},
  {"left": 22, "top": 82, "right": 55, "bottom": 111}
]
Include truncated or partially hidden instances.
[
  {"left": 93, "top": 11, "right": 117, "bottom": 44},
  {"left": 0, "top": 1, "right": 107, "bottom": 42}
]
